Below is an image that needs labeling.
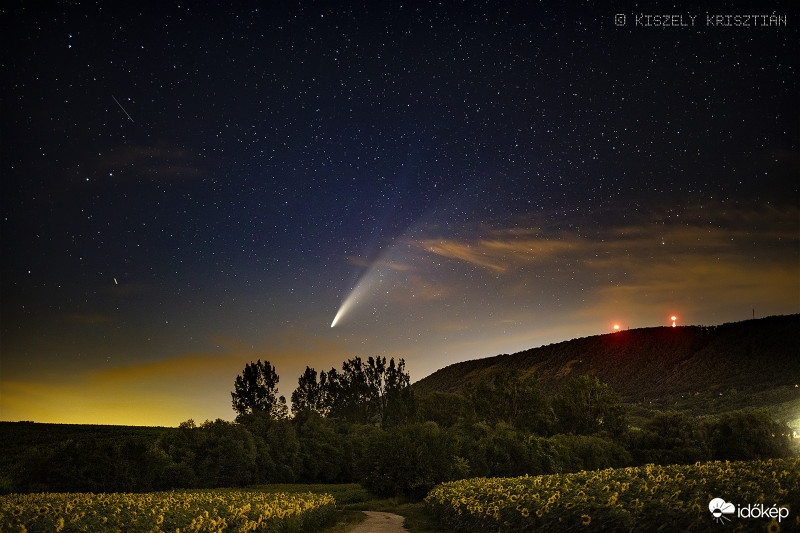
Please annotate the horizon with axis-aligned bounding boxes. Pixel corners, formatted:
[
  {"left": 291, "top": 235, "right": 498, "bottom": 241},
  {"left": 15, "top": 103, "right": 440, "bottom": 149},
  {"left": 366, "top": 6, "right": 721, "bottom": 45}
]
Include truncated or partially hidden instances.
[
  {"left": 2, "top": 313, "right": 796, "bottom": 427},
  {"left": 2, "top": 3, "right": 797, "bottom": 427}
]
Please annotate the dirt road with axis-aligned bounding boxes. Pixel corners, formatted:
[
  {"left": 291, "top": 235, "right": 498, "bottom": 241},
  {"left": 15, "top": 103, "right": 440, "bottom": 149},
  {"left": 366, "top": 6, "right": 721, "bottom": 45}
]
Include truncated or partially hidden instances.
[{"left": 347, "top": 511, "right": 409, "bottom": 532}]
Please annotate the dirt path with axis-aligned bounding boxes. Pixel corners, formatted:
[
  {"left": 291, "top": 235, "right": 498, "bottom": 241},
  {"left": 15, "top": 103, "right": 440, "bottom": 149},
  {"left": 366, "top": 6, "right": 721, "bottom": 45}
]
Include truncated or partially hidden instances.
[{"left": 347, "top": 511, "right": 408, "bottom": 533}]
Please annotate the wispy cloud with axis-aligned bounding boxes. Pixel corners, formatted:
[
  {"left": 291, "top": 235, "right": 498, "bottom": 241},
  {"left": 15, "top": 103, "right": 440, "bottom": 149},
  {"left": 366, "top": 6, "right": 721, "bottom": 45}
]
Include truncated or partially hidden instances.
[
  {"left": 419, "top": 239, "right": 509, "bottom": 273},
  {"left": 408, "top": 201, "right": 798, "bottom": 322}
]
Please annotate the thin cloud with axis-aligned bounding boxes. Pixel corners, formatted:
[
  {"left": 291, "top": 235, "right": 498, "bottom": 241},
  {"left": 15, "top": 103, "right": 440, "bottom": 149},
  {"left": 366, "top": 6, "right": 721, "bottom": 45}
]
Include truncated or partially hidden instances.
[
  {"left": 418, "top": 239, "right": 509, "bottom": 273},
  {"left": 416, "top": 234, "right": 579, "bottom": 274},
  {"left": 346, "top": 255, "right": 415, "bottom": 272}
]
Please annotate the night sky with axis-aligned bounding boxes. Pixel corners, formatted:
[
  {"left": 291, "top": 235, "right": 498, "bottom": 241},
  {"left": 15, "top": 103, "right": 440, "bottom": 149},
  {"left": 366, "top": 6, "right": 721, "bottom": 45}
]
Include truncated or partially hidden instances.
[{"left": 2, "top": 2, "right": 797, "bottom": 426}]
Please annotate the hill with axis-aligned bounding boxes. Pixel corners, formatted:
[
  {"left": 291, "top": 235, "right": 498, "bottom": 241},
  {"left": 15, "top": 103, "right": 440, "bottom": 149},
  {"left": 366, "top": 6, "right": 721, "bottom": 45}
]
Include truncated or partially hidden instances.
[{"left": 412, "top": 315, "right": 800, "bottom": 409}]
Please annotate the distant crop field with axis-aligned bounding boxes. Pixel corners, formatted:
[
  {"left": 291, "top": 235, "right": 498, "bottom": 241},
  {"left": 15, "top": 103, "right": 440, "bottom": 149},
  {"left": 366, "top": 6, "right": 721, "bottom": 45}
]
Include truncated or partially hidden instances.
[
  {"left": 425, "top": 458, "right": 800, "bottom": 532},
  {"left": 0, "top": 488, "right": 335, "bottom": 532}
]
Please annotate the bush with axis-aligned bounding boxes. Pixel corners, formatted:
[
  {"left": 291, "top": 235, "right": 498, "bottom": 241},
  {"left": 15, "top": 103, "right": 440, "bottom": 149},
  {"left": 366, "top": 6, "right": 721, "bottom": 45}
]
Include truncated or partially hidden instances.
[
  {"left": 361, "top": 422, "right": 460, "bottom": 499},
  {"left": 705, "top": 409, "right": 794, "bottom": 461},
  {"left": 551, "top": 434, "right": 632, "bottom": 471}
]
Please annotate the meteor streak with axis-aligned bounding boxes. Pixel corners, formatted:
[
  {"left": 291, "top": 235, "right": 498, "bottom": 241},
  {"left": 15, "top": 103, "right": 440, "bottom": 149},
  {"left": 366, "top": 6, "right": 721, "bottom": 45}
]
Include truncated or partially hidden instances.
[{"left": 111, "top": 95, "right": 134, "bottom": 122}]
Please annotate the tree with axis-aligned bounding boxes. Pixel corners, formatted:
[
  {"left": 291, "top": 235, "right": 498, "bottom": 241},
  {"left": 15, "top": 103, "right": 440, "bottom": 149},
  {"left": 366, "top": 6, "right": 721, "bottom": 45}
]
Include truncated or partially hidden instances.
[
  {"left": 319, "top": 356, "right": 412, "bottom": 424},
  {"left": 361, "top": 422, "right": 459, "bottom": 498},
  {"left": 467, "top": 370, "right": 552, "bottom": 434},
  {"left": 551, "top": 375, "right": 627, "bottom": 436},
  {"left": 231, "top": 360, "right": 288, "bottom": 421},
  {"left": 707, "top": 409, "right": 793, "bottom": 461},
  {"left": 195, "top": 419, "right": 258, "bottom": 487},
  {"left": 324, "top": 363, "right": 371, "bottom": 423},
  {"left": 419, "top": 391, "right": 470, "bottom": 427},
  {"left": 291, "top": 366, "right": 329, "bottom": 417}
]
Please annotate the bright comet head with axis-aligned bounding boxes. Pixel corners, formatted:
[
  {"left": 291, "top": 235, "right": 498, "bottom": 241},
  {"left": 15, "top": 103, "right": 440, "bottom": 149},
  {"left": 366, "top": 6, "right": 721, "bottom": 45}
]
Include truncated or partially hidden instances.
[
  {"left": 330, "top": 300, "right": 351, "bottom": 327},
  {"left": 329, "top": 276, "right": 373, "bottom": 328}
]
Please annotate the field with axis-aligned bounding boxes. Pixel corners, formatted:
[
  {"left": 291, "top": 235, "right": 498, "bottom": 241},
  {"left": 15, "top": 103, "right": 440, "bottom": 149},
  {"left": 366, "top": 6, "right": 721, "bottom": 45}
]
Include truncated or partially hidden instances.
[
  {"left": 0, "top": 488, "right": 336, "bottom": 532},
  {"left": 3, "top": 459, "right": 799, "bottom": 532},
  {"left": 425, "top": 458, "right": 800, "bottom": 532}
]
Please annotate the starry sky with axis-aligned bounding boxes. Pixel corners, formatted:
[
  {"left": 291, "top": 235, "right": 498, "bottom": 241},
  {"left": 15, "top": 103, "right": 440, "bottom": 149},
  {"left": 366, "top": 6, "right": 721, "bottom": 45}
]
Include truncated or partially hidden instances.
[{"left": 2, "top": 2, "right": 798, "bottom": 426}]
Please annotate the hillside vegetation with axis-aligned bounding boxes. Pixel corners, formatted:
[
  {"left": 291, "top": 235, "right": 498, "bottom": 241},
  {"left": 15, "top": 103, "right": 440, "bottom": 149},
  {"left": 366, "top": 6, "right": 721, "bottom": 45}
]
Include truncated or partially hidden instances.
[{"left": 412, "top": 315, "right": 800, "bottom": 405}]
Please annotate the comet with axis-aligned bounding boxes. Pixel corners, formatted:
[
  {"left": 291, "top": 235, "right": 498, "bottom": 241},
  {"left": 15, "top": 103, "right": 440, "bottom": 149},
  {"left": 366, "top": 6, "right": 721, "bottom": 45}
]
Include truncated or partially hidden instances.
[
  {"left": 330, "top": 268, "right": 381, "bottom": 327},
  {"left": 330, "top": 302, "right": 349, "bottom": 328},
  {"left": 329, "top": 209, "right": 439, "bottom": 328},
  {"left": 329, "top": 238, "right": 418, "bottom": 328},
  {"left": 330, "top": 291, "right": 355, "bottom": 327}
]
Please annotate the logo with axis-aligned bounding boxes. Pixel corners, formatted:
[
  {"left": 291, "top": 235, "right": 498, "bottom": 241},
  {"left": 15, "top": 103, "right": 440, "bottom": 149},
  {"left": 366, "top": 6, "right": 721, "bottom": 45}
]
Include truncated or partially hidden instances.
[
  {"left": 709, "top": 498, "right": 735, "bottom": 524},
  {"left": 709, "top": 497, "right": 791, "bottom": 525}
]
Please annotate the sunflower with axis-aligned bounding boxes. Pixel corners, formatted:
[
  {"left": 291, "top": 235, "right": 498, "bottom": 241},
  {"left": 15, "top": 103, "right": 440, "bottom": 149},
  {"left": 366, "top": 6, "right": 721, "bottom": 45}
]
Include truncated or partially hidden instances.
[
  {"left": 767, "top": 519, "right": 780, "bottom": 533},
  {"left": 581, "top": 514, "right": 591, "bottom": 526}
]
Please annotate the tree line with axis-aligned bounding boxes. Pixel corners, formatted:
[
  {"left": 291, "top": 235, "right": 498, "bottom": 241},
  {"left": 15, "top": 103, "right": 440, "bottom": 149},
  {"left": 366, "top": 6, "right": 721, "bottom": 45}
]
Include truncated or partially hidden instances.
[{"left": 2, "top": 358, "right": 794, "bottom": 497}]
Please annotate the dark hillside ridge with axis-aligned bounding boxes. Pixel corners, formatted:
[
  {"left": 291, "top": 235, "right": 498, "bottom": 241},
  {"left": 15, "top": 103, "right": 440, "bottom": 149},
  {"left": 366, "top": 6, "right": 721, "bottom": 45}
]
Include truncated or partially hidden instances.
[{"left": 412, "top": 314, "right": 799, "bottom": 402}]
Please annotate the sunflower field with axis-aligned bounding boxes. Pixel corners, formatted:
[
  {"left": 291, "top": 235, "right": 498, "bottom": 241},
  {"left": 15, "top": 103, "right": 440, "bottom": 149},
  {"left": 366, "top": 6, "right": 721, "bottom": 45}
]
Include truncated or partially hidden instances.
[
  {"left": 0, "top": 489, "right": 335, "bottom": 532},
  {"left": 425, "top": 458, "right": 800, "bottom": 532}
]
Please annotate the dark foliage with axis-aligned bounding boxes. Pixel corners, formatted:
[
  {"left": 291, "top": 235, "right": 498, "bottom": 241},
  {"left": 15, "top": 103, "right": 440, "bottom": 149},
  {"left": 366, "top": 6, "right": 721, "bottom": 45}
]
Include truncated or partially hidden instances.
[
  {"left": 552, "top": 375, "right": 627, "bottom": 436},
  {"left": 465, "top": 370, "right": 554, "bottom": 434},
  {"left": 231, "top": 360, "right": 288, "bottom": 421},
  {"left": 293, "top": 356, "right": 412, "bottom": 426},
  {"left": 1, "top": 403, "right": 793, "bottom": 497},
  {"left": 360, "top": 422, "right": 460, "bottom": 499},
  {"left": 290, "top": 366, "right": 329, "bottom": 417}
]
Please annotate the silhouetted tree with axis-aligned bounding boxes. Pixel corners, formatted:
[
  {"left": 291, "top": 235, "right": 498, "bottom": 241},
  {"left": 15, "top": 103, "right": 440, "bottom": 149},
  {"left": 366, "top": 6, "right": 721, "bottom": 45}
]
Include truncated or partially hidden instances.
[
  {"left": 290, "top": 366, "right": 329, "bottom": 417},
  {"left": 320, "top": 356, "right": 411, "bottom": 424},
  {"left": 231, "top": 360, "right": 287, "bottom": 421}
]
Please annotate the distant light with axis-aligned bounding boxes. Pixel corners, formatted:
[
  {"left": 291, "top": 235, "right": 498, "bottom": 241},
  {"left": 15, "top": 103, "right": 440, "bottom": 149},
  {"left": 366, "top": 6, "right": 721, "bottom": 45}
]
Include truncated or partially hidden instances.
[
  {"left": 671, "top": 316, "right": 677, "bottom": 327},
  {"left": 613, "top": 324, "right": 620, "bottom": 331}
]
